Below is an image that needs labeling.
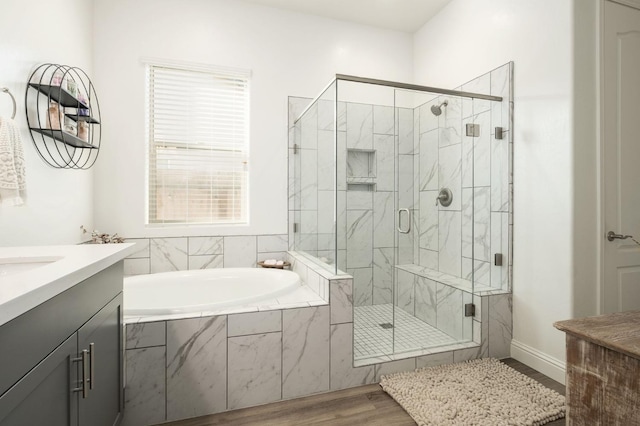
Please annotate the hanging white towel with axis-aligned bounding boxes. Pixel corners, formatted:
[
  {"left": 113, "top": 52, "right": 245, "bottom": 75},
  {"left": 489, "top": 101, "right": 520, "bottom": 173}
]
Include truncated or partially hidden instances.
[{"left": 0, "top": 116, "right": 26, "bottom": 206}]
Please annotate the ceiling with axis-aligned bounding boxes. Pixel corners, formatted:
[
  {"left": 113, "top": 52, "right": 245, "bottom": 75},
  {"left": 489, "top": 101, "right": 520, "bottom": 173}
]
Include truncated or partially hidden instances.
[{"left": 241, "top": 0, "right": 452, "bottom": 33}]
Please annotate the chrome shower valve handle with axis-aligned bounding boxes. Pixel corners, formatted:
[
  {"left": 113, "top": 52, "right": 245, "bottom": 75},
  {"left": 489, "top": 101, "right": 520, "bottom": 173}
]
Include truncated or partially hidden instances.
[{"left": 436, "top": 188, "right": 453, "bottom": 207}]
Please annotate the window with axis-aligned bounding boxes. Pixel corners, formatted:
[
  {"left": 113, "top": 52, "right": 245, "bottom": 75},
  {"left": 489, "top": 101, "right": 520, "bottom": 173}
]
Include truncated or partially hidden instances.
[{"left": 146, "top": 62, "right": 250, "bottom": 225}]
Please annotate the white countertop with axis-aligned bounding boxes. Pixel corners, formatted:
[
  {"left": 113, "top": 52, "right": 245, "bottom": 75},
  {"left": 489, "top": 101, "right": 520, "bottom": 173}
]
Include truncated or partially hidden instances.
[{"left": 0, "top": 243, "right": 136, "bottom": 327}]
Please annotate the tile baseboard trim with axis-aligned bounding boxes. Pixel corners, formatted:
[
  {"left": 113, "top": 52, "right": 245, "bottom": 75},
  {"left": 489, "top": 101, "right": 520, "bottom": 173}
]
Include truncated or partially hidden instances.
[{"left": 510, "top": 339, "right": 566, "bottom": 385}]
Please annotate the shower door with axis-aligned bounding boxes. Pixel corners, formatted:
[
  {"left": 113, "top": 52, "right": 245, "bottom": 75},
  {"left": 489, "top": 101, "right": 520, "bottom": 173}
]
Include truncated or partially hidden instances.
[{"left": 391, "top": 89, "right": 475, "bottom": 357}]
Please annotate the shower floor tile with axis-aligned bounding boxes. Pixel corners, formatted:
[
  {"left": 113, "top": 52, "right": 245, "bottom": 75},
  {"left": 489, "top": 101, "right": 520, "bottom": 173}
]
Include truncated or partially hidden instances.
[{"left": 353, "top": 304, "right": 458, "bottom": 360}]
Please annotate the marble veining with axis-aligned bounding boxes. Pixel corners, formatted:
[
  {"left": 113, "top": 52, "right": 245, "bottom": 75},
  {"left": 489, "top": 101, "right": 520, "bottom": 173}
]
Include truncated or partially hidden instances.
[
  {"left": 373, "top": 105, "right": 394, "bottom": 136},
  {"left": 438, "top": 211, "right": 462, "bottom": 277},
  {"left": 488, "top": 294, "right": 512, "bottom": 358},
  {"left": 373, "top": 191, "right": 394, "bottom": 248},
  {"left": 346, "top": 210, "right": 372, "bottom": 268},
  {"left": 473, "top": 111, "right": 491, "bottom": 188},
  {"left": 228, "top": 311, "right": 281, "bottom": 337},
  {"left": 317, "top": 131, "right": 334, "bottom": 191},
  {"left": 300, "top": 149, "right": 318, "bottom": 211},
  {"left": 330, "top": 279, "right": 353, "bottom": 324},
  {"left": 461, "top": 187, "right": 473, "bottom": 259},
  {"left": 122, "top": 347, "right": 166, "bottom": 426},
  {"left": 474, "top": 187, "right": 491, "bottom": 262},
  {"left": 419, "top": 99, "right": 439, "bottom": 134},
  {"left": 491, "top": 135, "right": 510, "bottom": 212},
  {"left": 396, "top": 268, "right": 415, "bottom": 316},
  {"left": 126, "top": 238, "right": 151, "bottom": 258},
  {"left": 150, "top": 238, "right": 188, "bottom": 273},
  {"left": 373, "top": 248, "right": 393, "bottom": 304},
  {"left": 227, "top": 332, "right": 282, "bottom": 410},
  {"left": 126, "top": 321, "right": 165, "bottom": 349},
  {"left": 374, "top": 134, "right": 394, "bottom": 191},
  {"left": 414, "top": 276, "right": 437, "bottom": 327},
  {"left": 439, "top": 96, "right": 462, "bottom": 147},
  {"left": 346, "top": 103, "right": 373, "bottom": 150},
  {"left": 398, "top": 154, "right": 415, "bottom": 210},
  {"left": 188, "top": 255, "right": 223, "bottom": 270},
  {"left": 350, "top": 267, "right": 373, "bottom": 306},
  {"left": 461, "top": 73, "right": 491, "bottom": 119},
  {"left": 419, "top": 249, "right": 439, "bottom": 270},
  {"left": 436, "top": 283, "right": 463, "bottom": 340},
  {"left": 282, "top": 306, "right": 330, "bottom": 399},
  {"left": 330, "top": 323, "right": 375, "bottom": 390},
  {"left": 188, "top": 236, "right": 223, "bottom": 256},
  {"left": 398, "top": 108, "right": 415, "bottom": 155},
  {"left": 419, "top": 190, "right": 439, "bottom": 251},
  {"left": 166, "top": 316, "right": 227, "bottom": 420},
  {"left": 420, "top": 130, "right": 439, "bottom": 191}
]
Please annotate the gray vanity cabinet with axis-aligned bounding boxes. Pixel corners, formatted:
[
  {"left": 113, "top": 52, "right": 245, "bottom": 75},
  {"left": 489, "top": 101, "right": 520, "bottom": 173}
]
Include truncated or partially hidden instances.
[
  {"left": 0, "top": 334, "right": 79, "bottom": 426},
  {"left": 78, "top": 294, "right": 123, "bottom": 426},
  {"left": 0, "top": 262, "right": 124, "bottom": 426}
]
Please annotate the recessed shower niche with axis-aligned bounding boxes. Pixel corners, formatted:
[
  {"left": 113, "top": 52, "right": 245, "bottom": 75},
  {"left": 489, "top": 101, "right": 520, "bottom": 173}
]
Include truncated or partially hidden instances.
[
  {"left": 289, "top": 64, "right": 513, "bottom": 364},
  {"left": 347, "top": 149, "right": 376, "bottom": 191}
]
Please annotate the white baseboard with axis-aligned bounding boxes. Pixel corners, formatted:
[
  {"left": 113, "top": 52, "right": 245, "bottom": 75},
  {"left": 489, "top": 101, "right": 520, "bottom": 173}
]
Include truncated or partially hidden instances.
[{"left": 510, "top": 339, "right": 566, "bottom": 385}]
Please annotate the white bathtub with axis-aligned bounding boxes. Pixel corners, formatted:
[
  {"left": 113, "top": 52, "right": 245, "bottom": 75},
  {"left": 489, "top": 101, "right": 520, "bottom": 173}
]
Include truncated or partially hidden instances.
[{"left": 124, "top": 268, "right": 301, "bottom": 316}]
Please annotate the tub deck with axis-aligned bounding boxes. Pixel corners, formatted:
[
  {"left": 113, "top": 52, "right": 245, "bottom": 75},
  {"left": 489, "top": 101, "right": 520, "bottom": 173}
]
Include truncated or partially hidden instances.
[{"left": 124, "top": 283, "right": 326, "bottom": 324}]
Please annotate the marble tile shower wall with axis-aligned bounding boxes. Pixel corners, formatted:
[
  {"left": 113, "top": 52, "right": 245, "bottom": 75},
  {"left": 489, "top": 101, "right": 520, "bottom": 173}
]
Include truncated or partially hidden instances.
[
  {"left": 288, "top": 96, "right": 417, "bottom": 307},
  {"left": 288, "top": 98, "right": 337, "bottom": 266},
  {"left": 122, "top": 235, "right": 289, "bottom": 275},
  {"left": 416, "top": 63, "right": 512, "bottom": 292},
  {"left": 289, "top": 62, "right": 513, "bottom": 311}
]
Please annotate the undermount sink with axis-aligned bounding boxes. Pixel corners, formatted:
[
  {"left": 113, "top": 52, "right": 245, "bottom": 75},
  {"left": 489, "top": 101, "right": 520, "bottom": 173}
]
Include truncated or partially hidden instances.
[{"left": 0, "top": 256, "right": 63, "bottom": 277}]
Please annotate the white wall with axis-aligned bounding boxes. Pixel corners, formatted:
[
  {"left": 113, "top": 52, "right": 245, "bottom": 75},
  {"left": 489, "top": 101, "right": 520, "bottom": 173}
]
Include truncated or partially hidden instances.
[
  {"left": 0, "top": 0, "right": 94, "bottom": 246},
  {"left": 413, "top": 0, "right": 573, "bottom": 382},
  {"left": 92, "top": 0, "right": 413, "bottom": 238}
]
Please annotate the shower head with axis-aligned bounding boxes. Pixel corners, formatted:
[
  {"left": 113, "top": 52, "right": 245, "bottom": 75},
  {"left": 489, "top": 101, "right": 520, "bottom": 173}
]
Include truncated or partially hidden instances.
[{"left": 430, "top": 100, "right": 448, "bottom": 116}]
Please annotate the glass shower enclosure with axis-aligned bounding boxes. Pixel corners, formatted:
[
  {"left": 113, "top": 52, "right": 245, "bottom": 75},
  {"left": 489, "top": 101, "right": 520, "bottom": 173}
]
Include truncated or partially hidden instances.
[{"left": 289, "top": 64, "right": 512, "bottom": 363}]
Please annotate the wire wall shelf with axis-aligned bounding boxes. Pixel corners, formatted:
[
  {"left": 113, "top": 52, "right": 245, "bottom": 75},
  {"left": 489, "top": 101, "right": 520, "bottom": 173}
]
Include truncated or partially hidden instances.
[{"left": 25, "top": 64, "right": 102, "bottom": 169}]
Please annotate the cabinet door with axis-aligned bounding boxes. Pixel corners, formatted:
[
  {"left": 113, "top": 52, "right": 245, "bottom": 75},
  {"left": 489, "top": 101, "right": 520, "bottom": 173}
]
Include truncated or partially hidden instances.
[
  {"left": 77, "top": 293, "right": 123, "bottom": 426},
  {"left": 0, "top": 334, "right": 79, "bottom": 426}
]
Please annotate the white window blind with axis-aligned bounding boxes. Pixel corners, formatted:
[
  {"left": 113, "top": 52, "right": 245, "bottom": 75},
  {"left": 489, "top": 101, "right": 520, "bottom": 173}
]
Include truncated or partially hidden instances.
[{"left": 147, "top": 63, "right": 250, "bottom": 225}]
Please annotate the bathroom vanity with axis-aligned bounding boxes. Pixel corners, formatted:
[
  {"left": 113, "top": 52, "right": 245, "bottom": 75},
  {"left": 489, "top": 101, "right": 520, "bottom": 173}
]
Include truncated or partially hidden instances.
[{"left": 0, "top": 244, "right": 135, "bottom": 426}]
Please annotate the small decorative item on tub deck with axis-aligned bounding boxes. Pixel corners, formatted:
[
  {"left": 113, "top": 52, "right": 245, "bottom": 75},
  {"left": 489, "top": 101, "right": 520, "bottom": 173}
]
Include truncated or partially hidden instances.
[
  {"left": 257, "top": 259, "right": 291, "bottom": 269},
  {"left": 80, "top": 225, "right": 125, "bottom": 244}
]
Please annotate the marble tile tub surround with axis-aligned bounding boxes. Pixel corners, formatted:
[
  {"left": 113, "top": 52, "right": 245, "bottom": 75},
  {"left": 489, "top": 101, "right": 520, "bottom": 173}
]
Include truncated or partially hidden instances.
[
  {"left": 122, "top": 255, "right": 512, "bottom": 426},
  {"left": 122, "top": 234, "right": 289, "bottom": 276}
]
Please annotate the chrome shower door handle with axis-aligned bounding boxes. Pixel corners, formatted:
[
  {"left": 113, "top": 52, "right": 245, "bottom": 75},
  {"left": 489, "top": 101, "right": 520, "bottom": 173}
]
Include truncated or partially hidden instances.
[{"left": 397, "top": 208, "right": 411, "bottom": 234}]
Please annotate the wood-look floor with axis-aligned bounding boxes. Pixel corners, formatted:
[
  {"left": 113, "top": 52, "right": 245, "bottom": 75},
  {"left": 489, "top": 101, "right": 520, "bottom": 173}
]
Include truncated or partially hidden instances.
[{"left": 159, "top": 358, "right": 566, "bottom": 426}]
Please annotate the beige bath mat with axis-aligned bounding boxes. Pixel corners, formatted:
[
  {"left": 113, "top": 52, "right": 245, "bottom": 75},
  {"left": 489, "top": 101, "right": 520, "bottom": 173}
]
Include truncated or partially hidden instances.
[{"left": 379, "top": 358, "right": 565, "bottom": 426}]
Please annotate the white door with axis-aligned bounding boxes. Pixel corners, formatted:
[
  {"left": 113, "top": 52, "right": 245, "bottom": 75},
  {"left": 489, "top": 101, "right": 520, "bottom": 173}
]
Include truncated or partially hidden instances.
[{"left": 602, "top": 1, "right": 640, "bottom": 313}]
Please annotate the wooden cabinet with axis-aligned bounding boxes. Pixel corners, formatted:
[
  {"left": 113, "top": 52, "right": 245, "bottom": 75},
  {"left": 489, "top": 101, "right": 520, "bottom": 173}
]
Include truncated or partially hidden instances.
[
  {"left": 0, "top": 263, "right": 124, "bottom": 426},
  {"left": 555, "top": 311, "right": 640, "bottom": 425}
]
